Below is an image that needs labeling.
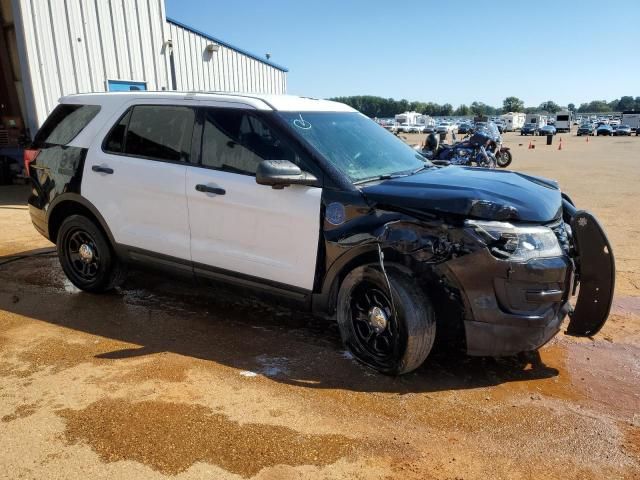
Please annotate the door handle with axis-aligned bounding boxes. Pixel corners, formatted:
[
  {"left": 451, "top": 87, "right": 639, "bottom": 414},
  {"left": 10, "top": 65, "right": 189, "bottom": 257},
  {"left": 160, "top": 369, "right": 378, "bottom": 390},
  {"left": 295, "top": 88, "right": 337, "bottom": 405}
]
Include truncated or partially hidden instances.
[
  {"left": 92, "top": 165, "right": 114, "bottom": 174},
  {"left": 195, "top": 184, "right": 226, "bottom": 195}
]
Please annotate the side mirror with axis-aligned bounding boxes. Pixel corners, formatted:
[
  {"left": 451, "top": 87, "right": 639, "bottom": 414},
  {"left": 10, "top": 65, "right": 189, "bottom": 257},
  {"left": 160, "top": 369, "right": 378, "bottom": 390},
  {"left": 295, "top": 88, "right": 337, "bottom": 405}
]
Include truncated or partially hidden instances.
[{"left": 256, "top": 160, "right": 318, "bottom": 189}]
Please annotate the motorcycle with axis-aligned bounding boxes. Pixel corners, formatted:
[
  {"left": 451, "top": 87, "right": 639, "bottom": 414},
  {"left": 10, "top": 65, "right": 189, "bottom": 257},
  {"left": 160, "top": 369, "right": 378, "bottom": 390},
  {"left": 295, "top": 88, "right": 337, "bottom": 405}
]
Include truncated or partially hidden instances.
[
  {"left": 420, "top": 123, "right": 501, "bottom": 168},
  {"left": 419, "top": 122, "right": 513, "bottom": 169}
]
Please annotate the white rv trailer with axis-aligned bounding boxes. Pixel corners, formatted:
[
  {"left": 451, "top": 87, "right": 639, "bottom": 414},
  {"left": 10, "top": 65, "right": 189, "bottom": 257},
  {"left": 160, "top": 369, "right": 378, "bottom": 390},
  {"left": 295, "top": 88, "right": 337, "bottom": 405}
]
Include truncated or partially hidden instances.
[
  {"left": 621, "top": 111, "right": 640, "bottom": 131},
  {"left": 500, "top": 112, "right": 526, "bottom": 131},
  {"left": 525, "top": 113, "right": 548, "bottom": 127},
  {"left": 555, "top": 111, "right": 572, "bottom": 133}
]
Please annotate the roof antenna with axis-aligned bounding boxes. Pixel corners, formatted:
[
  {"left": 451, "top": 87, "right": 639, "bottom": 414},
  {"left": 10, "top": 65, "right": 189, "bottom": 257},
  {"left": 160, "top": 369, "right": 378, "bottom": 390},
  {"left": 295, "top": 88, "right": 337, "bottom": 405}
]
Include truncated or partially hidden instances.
[{"left": 265, "top": 53, "right": 271, "bottom": 60}]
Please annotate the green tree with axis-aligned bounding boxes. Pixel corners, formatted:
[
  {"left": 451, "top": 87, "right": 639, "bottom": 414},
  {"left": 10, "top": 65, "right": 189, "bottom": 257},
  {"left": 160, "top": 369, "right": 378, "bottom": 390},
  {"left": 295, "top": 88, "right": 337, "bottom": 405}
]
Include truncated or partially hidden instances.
[
  {"left": 470, "top": 101, "right": 488, "bottom": 116},
  {"left": 616, "top": 96, "right": 634, "bottom": 111},
  {"left": 539, "top": 100, "right": 560, "bottom": 113},
  {"left": 577, "top": 100, "right": 611, "bottom": 113},
  {"left": 567, "top": 103, "right": 576, "bottom": 112},
  {"left": 454, "top": 104, "right": 470, "bottom": 116},
  {"left": 439, "top": 103, "right": 453, "bottom": 116},
  {"left": 502, "top": 96, "right": 525, "bottom": 113}
]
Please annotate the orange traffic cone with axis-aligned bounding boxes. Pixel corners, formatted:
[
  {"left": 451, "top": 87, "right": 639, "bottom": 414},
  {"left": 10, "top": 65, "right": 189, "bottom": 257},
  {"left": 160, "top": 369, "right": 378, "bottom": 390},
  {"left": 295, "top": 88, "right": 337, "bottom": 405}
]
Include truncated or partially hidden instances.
[
  {"left": 528, "top": 141, "right": 532, "bottom": 149},
  {"left": 558, "top": 138, "right": 563, "bottom": 151},
  {"left": 586, "top": 136, "right": 589, "bottom": 143}
]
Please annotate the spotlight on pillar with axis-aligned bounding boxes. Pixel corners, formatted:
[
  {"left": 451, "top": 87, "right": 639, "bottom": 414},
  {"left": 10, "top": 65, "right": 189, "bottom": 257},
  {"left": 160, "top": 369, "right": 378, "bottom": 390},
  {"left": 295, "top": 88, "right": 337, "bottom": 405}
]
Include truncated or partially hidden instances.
[{"left": 206, "top": 43, "right": 220, "bottom": 53}]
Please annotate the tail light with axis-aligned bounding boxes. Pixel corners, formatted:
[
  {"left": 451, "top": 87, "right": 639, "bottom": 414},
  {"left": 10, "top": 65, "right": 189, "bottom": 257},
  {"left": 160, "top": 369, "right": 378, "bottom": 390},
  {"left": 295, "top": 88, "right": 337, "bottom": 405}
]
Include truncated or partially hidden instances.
[{"left": 23, "top": 148, "right": 40, "bottom": 176}]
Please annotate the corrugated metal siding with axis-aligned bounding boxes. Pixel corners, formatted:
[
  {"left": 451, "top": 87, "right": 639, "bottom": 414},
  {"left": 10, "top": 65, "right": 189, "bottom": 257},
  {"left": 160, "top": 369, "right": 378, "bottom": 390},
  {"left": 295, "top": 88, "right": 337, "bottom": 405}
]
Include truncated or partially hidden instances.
[
  {"left": 12, "top": 0, "right": 170, "bottom": 133},
  {"left": 11, "top": 0, "right": 288, "bottom": 135},
  {"left": 167, "top": 21, "right": 287, "bottom": 95}
]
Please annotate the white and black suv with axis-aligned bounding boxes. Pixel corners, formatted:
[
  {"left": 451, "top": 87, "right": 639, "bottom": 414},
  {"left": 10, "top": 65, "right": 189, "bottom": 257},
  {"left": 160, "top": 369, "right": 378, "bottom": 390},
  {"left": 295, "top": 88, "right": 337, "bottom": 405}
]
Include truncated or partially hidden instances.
[{"left": 26, "top": 92, "right": 614, "bottom": 375}]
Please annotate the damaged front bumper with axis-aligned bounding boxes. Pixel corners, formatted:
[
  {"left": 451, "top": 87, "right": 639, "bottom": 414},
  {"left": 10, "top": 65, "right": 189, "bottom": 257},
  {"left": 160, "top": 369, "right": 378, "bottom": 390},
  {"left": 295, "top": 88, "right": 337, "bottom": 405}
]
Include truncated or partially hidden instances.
[
  {"left": 448, "top": 202, "right": 615, "bottom": 356},
  {"left": 447, "top": 250, "right": 575, "bottom": 356}
]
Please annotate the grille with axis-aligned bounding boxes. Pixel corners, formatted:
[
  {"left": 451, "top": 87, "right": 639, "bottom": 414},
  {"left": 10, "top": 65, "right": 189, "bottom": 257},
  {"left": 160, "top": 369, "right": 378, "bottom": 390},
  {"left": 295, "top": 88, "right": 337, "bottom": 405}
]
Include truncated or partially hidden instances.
[{"left": 0, "top": 129, "right": 8, "bottom": 147}]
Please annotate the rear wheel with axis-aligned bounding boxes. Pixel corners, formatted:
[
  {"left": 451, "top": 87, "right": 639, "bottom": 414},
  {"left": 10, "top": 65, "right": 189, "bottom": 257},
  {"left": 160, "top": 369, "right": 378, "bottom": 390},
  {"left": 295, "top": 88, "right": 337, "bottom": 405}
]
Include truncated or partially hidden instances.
[
  {"left": 56, "top": 215, "right": 126, "bottom": 293},
  {"left": 337, "top": 265, "right": 436, "bottom": 375}
]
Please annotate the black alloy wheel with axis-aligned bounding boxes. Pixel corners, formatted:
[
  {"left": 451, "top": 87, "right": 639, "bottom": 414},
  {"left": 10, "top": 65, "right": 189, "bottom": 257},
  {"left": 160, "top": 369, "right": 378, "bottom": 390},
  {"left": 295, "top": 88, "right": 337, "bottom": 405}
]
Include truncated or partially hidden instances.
[
  {"left": 63, "top": 228, "right": 101, "bottom": 281},
  {"left": 337, "top": 265, "right": 436, "bottom": 375},
  {"left": 57, "top": 215, "right": 126, "bottom": 292},
  {"left": 350, "top": 282, "right": 397, "bottom": 361}
]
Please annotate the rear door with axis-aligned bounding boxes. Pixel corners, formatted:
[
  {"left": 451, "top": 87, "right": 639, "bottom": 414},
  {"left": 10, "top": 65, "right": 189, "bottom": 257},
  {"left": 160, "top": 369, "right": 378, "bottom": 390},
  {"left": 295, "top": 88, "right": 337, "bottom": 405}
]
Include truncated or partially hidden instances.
[
  {"left": 185, "top": 107, "right": 322, "bottom": 291},
  {"left": 83, "top": 103, "right": 196, "bottom": 261}
]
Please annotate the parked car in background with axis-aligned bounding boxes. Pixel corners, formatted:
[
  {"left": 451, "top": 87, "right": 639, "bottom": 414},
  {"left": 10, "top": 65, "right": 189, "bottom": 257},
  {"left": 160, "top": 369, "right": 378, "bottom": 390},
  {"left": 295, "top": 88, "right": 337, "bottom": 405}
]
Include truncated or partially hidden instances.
[
  {"left": 457, "top": 123, "right": 473, "bottom": 134},
  {"left": 520, "top": 123, "right": 539, "bottom": 136},
  {"left": 576, "top": 123, "right": 596, "bottom": 136},
  {"left": 436, "top": 122, "right": 452, "bottom": 134},
  {"left": 614, "top": 124, "right": 632, "bottom": 136},
  {"left": 436, "top": 122, "right": 454, "bottom": 135},
  {"left": 596, "top": 124, "right": 614, "bottom": 136},
  {"left": 494, "top": 121, "right": 506, "bottom": 133},
  {"left": 539, "top": 124, "right": 557, "bottom": 136},
  {"left": 609, "top": 119, "right": 620, "bottom": 128}
]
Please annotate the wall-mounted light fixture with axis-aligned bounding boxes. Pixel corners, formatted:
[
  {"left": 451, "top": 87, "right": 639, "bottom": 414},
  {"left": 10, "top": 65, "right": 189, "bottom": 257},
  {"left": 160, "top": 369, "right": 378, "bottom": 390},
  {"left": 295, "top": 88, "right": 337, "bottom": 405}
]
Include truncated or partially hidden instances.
[{"left": 206, "top": 43, "right": 220, "bottom": 53}]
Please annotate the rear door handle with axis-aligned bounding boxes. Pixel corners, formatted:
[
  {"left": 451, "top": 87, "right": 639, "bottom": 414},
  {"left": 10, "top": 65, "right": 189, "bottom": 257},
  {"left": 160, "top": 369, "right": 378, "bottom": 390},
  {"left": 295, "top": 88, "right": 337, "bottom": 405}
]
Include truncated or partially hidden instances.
[
  {"left": 195, "top": 184, "right": 226, "bottom": 195},
  {"left": 92, "top": 165, "right": 114, "bottom": 174}
]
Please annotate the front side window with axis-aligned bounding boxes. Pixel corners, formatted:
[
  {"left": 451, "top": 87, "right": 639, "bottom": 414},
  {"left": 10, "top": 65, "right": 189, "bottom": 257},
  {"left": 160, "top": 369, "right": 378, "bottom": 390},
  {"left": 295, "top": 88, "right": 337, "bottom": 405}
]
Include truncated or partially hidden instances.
[
  {"left": 278, "top": 111, "right": 427, "bottom": 183},
  {"left": 105, "top": 105, "right": 195, "bottom": 162},
  {"left": 201, "top": 109, "right": 300, "bottom": 176}
]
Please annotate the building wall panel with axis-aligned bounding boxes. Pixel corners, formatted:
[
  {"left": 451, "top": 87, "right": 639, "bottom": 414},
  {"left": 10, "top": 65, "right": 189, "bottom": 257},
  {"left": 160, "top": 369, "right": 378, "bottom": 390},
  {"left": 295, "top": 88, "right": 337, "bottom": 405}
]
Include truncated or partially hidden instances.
[
  {"left": 167, "top": 20, "right": 287, "bottom": 95},
  {"left": 12, "top": 1, "right": 287, "bottom": 134},
  {"left": 13, "top": 0, "right": 170, "bottom": 132}
]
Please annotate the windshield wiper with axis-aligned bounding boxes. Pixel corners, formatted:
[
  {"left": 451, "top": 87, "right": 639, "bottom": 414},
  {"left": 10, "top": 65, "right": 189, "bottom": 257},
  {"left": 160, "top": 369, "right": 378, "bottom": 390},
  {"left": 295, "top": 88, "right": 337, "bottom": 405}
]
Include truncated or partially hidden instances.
[
  {"left": 353, "top": 173, "right": 408, "bottom": 185},
  {"left": 410, "top": 164, "right": 432, "bottom": 175}
]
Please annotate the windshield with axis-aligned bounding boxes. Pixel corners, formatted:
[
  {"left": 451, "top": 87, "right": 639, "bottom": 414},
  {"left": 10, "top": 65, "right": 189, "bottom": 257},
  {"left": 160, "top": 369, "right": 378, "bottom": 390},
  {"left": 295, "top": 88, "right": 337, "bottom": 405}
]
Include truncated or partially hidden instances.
[{"left": 278, "top": 112, "right": 429, "bottom": 183}]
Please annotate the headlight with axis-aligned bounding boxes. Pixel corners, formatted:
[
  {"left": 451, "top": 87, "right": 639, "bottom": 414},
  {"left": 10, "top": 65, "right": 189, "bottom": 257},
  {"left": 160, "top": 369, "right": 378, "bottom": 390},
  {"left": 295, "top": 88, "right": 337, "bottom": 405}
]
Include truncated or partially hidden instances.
[{"left": 466, "top": 220, "right": 562, "bottom": 261}]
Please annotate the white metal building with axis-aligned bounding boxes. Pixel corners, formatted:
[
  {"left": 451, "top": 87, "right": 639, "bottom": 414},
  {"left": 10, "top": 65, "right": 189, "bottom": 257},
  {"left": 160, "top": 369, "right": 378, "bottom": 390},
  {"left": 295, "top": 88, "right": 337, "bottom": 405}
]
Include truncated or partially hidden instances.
[{"left": 0, "top": 0, "right": 288, "bottom": 139}]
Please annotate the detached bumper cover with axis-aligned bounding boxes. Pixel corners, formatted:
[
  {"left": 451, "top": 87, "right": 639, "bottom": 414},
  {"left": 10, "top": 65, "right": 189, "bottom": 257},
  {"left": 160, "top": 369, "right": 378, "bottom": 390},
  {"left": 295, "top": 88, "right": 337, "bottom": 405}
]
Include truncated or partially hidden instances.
[{"left": 565, "top": 210, "right": 615, "bottom": 336}]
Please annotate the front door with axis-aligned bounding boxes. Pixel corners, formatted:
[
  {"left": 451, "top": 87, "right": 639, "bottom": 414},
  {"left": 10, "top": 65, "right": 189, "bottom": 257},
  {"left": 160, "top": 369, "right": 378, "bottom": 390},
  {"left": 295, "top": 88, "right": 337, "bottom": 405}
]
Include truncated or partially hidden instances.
[{"left": 186, "top": 108, "right": 322, "bottom": 291}]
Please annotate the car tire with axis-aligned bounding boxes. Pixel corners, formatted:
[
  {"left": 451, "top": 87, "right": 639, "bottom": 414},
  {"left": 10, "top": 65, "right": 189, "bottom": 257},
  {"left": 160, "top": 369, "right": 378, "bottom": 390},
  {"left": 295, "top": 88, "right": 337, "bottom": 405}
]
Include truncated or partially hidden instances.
[
  {"left": 56, "top": 214, "right": 127, "bottom": 293},
  {"left": 337, "top": 264, "right": 436, "bottom": 375}
]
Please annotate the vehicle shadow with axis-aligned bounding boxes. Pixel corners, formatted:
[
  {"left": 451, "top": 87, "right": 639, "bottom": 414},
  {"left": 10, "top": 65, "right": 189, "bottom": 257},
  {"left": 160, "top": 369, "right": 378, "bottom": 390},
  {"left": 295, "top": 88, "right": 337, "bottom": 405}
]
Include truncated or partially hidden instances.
[
  {"left": 0, "top": 184, "right": 30, "bottom": 206},
  {"left": 0, "top": 255, "right": 560, "bottom": 394}
]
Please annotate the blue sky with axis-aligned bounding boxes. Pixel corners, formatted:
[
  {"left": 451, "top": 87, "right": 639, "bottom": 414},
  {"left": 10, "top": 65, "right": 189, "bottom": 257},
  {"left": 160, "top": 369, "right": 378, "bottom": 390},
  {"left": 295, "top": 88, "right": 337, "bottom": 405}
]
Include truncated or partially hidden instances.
[{"left": 165, "top": 0, "right": 640, "bottom": 108}]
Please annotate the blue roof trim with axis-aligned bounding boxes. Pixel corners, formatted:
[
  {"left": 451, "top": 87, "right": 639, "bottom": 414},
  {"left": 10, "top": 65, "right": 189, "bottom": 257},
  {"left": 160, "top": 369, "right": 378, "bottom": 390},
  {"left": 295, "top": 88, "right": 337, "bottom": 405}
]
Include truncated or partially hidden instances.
[{"left": 166, "top": 17, "right": 289, "bottom": 73}]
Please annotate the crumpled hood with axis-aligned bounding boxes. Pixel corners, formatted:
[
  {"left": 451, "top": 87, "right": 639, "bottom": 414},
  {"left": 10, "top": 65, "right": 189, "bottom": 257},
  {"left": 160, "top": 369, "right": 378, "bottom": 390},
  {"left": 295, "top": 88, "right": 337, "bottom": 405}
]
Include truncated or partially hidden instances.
[{"left": 361, "top": 166, "right": 563, "bottom": 223}]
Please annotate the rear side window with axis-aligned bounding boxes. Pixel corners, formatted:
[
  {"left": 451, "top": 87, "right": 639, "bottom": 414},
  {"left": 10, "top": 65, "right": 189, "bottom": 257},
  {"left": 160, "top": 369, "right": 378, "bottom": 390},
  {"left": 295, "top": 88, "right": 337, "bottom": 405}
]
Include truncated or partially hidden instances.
[
  {"left": 34, "top": 104, "right": 100, "bottom": 146},
  {"left": 104, "top": 105, "right": 195, "bottom": 162}
]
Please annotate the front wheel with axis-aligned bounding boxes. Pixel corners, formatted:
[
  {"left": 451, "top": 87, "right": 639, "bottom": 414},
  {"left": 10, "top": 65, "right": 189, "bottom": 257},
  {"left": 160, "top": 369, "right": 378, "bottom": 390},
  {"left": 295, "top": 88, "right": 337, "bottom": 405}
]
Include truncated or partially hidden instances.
[
  {"left": 57, "top": 215, "right": 126, "bottom": 293},
  {"left": 337, "top": 265, "right": 436, "bottom": 375},
  {"left": 496, "top": 149, "right": 512, "bottom": 168}
]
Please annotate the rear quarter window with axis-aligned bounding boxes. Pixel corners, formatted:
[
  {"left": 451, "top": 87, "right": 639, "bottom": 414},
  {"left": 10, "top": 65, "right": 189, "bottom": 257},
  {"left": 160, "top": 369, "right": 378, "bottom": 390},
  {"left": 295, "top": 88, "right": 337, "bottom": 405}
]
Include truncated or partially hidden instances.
[{"left": 34, "top": 104, "right": 100, "bottom": 147}]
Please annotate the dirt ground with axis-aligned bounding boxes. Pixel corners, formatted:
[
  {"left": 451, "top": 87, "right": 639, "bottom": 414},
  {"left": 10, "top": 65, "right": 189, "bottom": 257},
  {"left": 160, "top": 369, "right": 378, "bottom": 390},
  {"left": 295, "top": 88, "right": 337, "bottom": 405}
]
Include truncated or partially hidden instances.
[{"left": 0, "top": 132, "right": 639, "bottom": 479}]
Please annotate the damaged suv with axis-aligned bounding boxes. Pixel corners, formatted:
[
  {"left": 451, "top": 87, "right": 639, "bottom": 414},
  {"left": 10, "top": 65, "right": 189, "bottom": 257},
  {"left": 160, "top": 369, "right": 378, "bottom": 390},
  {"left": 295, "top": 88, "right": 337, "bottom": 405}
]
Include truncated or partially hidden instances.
[{"left": 26, "top": 92, "right": 615, "bottom": 374}]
